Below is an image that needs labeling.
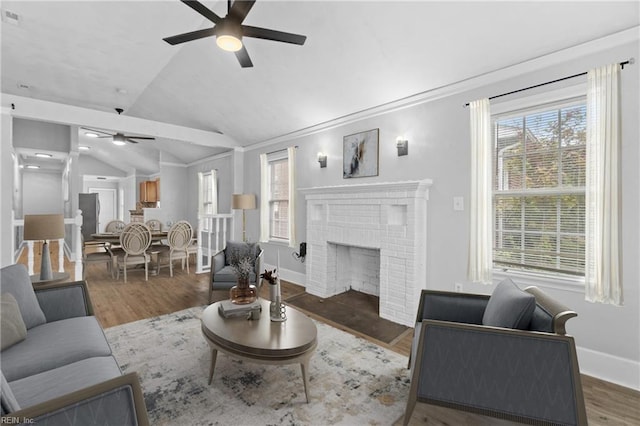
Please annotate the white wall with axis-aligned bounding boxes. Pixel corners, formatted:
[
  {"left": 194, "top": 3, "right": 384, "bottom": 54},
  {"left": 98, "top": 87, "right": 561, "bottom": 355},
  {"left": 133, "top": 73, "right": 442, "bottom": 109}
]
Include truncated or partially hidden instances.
[
  {"left": 243, "top": 40, "right": 640, "bottom": 389},
  {"left": 78, "top": 155, "right": 126, "bottom": 177},
  {"left": 13, "top": 118, "right": 70, "bottom": 152},
  {"left": 159, "top": 163, "right": 188, "bottom": 227},
  {"left": 22, "top": 171, "right": 64, "bottom": 214}
]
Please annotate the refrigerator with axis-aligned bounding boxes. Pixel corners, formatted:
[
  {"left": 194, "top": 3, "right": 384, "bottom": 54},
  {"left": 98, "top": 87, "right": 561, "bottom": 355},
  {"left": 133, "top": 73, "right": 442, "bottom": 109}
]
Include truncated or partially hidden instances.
[{"left": 79, "top": 193, "right": 100, "bottom": 242}]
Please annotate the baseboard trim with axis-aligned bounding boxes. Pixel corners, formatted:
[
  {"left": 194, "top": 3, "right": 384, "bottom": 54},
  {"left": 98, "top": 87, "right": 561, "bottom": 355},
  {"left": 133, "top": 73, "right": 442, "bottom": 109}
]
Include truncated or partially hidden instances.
[{"left": 576, "top": 346, "right": 640, "bottom": 391}]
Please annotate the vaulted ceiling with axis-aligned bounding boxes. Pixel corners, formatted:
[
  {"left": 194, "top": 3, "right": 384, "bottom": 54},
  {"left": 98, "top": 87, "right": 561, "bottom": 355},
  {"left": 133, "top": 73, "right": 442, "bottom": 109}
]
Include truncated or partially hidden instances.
[{"left": 2, "top": 1, "right": 638, "bottom": 174}]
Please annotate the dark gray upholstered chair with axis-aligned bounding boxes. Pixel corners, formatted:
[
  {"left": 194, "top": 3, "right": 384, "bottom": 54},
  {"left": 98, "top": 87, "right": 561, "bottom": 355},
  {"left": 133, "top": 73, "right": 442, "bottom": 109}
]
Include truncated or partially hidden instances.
[
  {"left": 209, "top": 241, "right": 263, "bottom": 303},
  {"left": 404, "top": 280, "right": 587, "bottom": 426}
]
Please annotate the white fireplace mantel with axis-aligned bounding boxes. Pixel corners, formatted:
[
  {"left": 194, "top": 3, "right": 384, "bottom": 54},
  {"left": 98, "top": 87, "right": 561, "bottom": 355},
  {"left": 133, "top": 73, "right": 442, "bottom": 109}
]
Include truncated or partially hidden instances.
[
  {"left": 302, "top": 179, "right": 432, "bottom": 326},
  {"left": 299, "top": 179, "right": 433, "bottom": 198}
]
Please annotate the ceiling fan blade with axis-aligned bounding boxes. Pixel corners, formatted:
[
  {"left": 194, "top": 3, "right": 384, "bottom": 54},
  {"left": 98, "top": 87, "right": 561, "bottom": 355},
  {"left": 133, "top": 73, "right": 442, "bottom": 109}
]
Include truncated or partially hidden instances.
[
  {"left": 163, "top": 27, "right": 216, "bottom": 45},
  {"left": 82, "top": 127, "right": 112, "bottom": 135},
  {"left": 126, "top": 138, "right": 139, "bottom": 144},
  {"left": 235, "top": 45, "right": 253, "bottom": 68},
  {"left": 126, "top": 136, "right": 156, "bottom": 140},
  {"left": 242, "top": 25, "right": 307, "bottom": 45},
  {"left": 96, "top": 135, "right": 113, "bottom": 138},
  {"left": 228, "top": 0, "right": 255, "bottom": 24},
  {"left": 181, "top": 0, "right": 222, "bottom": 24}
]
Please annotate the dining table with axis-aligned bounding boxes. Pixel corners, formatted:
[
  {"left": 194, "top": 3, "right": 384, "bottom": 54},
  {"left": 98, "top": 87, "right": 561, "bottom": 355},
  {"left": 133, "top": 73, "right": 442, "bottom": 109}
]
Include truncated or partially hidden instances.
[
  {"left": 90, "top": 231, "right": 168, "bottom": 244},
  {"left": 90, "top": 231, "right": 169, "bottom": 276}
]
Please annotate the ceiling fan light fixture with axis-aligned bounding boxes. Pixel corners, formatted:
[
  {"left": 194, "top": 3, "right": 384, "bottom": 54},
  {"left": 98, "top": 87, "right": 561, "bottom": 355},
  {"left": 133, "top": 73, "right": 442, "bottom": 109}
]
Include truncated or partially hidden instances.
[
  {"left": 215, "top": 21, "right": 243, "bottom": 52},
  {"left": 112, "top": 134, "right": 126, "bottom": 146},
  {"left": 216, "top": 34, "right": 242, "bottom": 52}
]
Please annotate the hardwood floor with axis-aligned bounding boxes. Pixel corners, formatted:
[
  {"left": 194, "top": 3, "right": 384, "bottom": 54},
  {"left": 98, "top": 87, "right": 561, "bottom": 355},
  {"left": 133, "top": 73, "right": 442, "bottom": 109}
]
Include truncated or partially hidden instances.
[{"left": 16, "top": 243, "right": 640, "bottom": 425}]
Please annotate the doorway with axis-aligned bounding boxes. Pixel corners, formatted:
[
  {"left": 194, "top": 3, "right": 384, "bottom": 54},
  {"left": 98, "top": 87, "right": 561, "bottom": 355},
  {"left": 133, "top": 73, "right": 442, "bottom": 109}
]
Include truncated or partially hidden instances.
[{"left": 88, "top": 187, "right": 117, "bottom": 232}]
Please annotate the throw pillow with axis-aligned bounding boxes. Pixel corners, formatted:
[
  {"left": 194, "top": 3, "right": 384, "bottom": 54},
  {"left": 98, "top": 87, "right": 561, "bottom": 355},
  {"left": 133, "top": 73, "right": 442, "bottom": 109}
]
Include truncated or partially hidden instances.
[
  {"left": 0, "top": 264, "right": 46, "bottom": 329},
  {"left": 1, "top": 293, "right": 28, "bottom": 350},
  {"left": 482, "top": 278, "right": 535, "bottom": 330}
]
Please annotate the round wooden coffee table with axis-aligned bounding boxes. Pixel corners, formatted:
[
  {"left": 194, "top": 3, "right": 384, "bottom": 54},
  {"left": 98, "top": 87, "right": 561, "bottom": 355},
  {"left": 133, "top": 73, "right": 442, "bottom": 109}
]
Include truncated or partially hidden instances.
[{"left": 201, "top": 299, "right": 317, "bottom": 402}]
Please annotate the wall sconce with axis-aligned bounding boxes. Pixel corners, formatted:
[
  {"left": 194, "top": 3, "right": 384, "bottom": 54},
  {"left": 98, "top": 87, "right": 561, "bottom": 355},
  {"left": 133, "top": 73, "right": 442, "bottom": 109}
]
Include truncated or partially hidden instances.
[
  {"left": 396, "top": 137, "right": 408, "bottom": 156},
  {"left": 317, "top": 152, "right": 327, "bottom": 168}
]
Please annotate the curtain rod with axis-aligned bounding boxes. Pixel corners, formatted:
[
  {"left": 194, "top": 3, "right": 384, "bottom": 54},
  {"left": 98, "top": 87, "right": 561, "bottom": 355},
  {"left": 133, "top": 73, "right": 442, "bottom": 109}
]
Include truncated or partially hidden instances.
[
  {"left": 464, "top": 59, "right": 634, "bottom": 107},
  {"left": 265, "top": 145, "right": 298, "bottom": 156}
]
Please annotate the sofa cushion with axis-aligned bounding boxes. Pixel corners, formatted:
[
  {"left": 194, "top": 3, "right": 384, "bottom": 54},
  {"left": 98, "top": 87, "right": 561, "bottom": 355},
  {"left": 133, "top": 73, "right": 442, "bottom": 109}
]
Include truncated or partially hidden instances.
[
  {"left": 1, "top": 293, "right": 28, "bottom": 351},
  {"left": 0, "top": 264, "right": 46, "bottom": 330},
  {"left": 9, "top": 356, "right": 122, "bottom": 410},
  {"left": 482, "top": 278, "right": 535, "bottom": 330},
  {"left": 1, "top": 316, "right": 112, "bottom": 382},
  {"left": 1, "top": 372, "right": 20, "bottom": 414}
]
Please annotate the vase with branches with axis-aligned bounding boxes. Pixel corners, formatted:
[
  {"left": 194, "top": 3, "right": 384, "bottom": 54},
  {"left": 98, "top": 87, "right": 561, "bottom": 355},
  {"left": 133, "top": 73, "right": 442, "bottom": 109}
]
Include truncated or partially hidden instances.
[{"left": 229, "top": 254, "right": 257, "bottom": 305}]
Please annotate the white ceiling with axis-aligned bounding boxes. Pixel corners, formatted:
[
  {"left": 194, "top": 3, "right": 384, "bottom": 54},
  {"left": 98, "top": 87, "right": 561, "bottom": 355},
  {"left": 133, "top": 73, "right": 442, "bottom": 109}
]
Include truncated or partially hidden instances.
[{"left": 2, "top": 1, "right": 639, "bottom": 174}]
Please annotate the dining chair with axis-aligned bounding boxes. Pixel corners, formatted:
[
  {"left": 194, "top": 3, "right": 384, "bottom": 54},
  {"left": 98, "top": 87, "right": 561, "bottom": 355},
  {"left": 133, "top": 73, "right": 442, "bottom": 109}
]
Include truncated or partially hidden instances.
[
  {"left": 81, "top": 236, "right": 114, "bottom": 279},
  {"left": 115, "top": 222, "right": 152, "bottom": 283},
  {"left": 158, "top": 221, "right": 193, "bottom": 277},
  {"left": 104, "top": 220, "right": 126, "bottom": 233}
]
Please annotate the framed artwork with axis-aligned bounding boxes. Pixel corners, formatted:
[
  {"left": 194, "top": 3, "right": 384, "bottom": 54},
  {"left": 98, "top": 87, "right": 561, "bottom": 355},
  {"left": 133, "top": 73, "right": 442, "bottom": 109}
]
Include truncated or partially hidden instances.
[{"left": 343, "top": 128, "right": 379, "bottom": 178}]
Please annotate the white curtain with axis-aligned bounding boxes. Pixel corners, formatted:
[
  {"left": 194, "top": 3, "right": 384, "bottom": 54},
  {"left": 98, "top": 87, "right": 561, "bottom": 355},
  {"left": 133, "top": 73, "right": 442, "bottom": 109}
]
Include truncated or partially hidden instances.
[
  {"left": 585, "top": 63, "right": 622, "bottom": 305},
  {"left": 467, "top": 98, "right": 493, "bottom": 284},
  {"left": 287, "top": 146, "right": 297, "bottom": 248},
  {"left": 259, "top": 153, "right": 269, "bottom": 242}
]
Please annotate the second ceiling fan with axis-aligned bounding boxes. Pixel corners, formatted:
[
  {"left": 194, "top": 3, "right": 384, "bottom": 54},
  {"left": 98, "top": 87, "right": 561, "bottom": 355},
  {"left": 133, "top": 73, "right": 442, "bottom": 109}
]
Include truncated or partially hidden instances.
[
  {"left": 83, "top": 109, "right": 155, "bottom": 145},
  {"left": 163, "top": 0, "right": 307, "bottom": 68}
]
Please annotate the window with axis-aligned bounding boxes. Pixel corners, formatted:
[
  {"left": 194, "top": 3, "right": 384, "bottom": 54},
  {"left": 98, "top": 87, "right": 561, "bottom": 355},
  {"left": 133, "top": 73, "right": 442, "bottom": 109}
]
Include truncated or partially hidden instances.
[
  {"left": 268, "top": 154, "right": 289, "bottom": 241},
  {"left": 260, "top": 147, "right": 296, "bottom": 246},
  {"left": 493, "top": 100, "right": 586, "bottom": 277},
  {"left": 198, "top": 170, "right": 217, "bottom": 215}
]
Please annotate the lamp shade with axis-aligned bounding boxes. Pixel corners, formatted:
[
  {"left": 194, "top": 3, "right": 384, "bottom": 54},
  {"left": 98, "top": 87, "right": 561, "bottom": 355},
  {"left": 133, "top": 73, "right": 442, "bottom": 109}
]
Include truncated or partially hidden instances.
[
  {"left": 232, "top": 194, "right": 256, "bottom": 210},
  {"left": 23, "top": 214, "right": 65, "bottom": 241}
]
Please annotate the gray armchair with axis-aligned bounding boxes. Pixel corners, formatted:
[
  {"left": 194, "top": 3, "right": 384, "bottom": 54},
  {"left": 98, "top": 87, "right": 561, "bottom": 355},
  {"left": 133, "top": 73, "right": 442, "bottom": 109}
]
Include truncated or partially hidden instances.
[
  {"left": 208, "top": 241, "right": 263, "bottom": 303},
  {"left": 404, "top": 279, "right": 587, "bottom": 426}
]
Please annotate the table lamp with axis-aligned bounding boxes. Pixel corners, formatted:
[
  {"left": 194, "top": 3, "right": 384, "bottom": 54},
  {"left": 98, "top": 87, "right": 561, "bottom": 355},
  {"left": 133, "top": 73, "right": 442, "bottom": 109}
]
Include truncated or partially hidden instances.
[
  {"left": 232, "top": 194, "right": 256, "bottom": 242},
  {"left": 23, "top": 214, "right": 65, "bottom": 281}
]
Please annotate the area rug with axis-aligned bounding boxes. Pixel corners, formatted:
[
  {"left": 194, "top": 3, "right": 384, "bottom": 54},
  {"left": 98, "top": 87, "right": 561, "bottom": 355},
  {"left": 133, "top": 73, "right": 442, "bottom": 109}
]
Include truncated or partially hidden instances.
[{"left": 104, "top": 306, "right": 411, "bottom": 425}]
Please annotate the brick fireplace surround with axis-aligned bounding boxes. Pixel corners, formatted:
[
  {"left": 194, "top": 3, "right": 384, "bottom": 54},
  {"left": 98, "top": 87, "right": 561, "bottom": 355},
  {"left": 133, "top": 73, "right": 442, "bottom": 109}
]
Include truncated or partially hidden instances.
[{"left": 300, "top": 180, "right": 432, "bottom": 326}]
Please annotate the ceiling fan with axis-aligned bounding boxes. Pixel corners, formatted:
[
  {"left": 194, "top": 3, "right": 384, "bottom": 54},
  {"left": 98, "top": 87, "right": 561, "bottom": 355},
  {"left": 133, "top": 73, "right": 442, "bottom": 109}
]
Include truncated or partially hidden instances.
[
  {"left": 83, "top": 109, "right": 155, "bottom": 145},
  {"left": 163, "top": 0, "right": 307, "bottom": 68}
]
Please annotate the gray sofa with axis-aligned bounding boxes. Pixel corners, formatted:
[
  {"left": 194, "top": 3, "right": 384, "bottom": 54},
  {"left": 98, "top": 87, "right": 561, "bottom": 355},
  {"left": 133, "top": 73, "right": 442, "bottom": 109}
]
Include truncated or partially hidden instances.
[
  {"left": 1, "top": 264, "right": 148, "bottom": 426},
  {"left": 405, "top": 278, "right": 587, "bottom": 425}
]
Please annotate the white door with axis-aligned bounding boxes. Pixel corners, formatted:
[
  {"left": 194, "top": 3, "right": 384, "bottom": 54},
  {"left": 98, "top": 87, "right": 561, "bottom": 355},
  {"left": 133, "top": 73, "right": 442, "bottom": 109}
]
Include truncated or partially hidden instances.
[{"left": 89, "top": 188, "right": 117, "bottom": 232}]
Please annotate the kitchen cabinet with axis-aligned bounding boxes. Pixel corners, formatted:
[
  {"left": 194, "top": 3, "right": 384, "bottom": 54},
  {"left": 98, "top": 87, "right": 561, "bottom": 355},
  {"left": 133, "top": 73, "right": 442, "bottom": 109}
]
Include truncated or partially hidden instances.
[{"left": 140, "top": 179, "right": 160, "bottom": 203}]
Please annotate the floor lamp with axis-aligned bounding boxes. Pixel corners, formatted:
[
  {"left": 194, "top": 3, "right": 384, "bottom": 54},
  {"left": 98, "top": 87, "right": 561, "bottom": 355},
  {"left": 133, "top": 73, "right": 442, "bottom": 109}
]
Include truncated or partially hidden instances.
[
  {"left": 23, "top": 214, "right": 65, "bottom": 281},
  {"left": 232, "top": 194, "right": 256, "bottom": 242}
]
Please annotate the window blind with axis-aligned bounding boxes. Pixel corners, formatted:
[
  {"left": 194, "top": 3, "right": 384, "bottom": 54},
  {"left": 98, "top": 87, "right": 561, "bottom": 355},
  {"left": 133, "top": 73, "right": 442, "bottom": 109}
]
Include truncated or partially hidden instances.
[{"left": 493, "top": 102, "right": 586, "bottom": 276}]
